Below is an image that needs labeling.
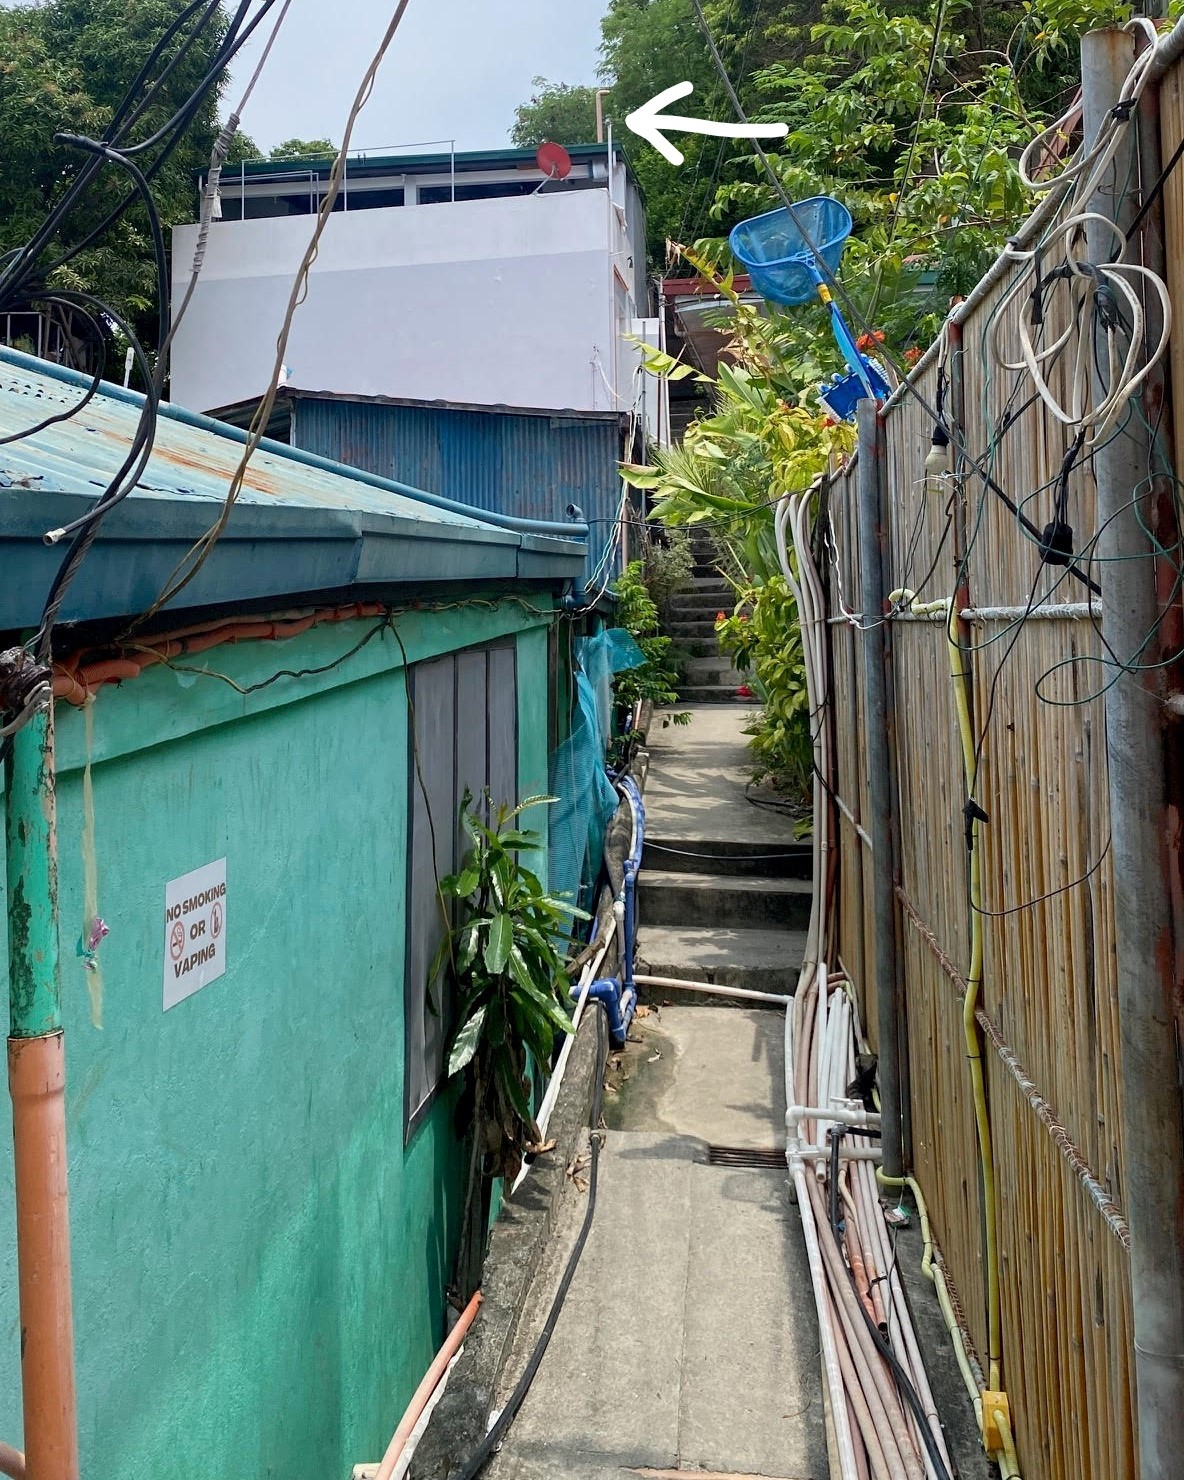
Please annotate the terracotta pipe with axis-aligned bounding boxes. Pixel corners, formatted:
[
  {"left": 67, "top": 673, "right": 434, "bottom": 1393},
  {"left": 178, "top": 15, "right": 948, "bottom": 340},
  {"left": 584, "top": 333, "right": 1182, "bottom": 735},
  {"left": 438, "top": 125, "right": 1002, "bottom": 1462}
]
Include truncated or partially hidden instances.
[
  {"left": 8, "top": 1036, "right": 78, "bottom": 1480},
  {"left": 52, "top": 603, "right": 389, "bottom": 705},
  {"left": 371, "top": 1289, "right": 483, "bottom": 1480},
  {"left": 0, "top": 1442, "right": 25, "bottom": 1480}
]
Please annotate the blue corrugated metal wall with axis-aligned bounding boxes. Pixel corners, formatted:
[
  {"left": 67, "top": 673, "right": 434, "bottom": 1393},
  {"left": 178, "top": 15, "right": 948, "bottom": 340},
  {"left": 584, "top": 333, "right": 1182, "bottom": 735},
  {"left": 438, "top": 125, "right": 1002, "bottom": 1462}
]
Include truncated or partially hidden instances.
[{"left": 291, "top": 397, "right": 623, "bottom": 585}]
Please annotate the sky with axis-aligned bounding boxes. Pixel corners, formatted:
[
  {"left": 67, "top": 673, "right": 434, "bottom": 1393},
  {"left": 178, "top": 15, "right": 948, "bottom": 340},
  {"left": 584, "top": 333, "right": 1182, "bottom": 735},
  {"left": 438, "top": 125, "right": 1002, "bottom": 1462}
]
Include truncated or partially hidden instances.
[{"left": 228, "top": 1, "right": 607, "bottom": 156}]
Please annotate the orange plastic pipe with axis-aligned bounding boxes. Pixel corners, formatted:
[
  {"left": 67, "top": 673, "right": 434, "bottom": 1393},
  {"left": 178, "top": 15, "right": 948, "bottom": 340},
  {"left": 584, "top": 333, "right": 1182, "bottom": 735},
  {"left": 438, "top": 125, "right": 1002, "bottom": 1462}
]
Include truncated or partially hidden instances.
[
  {"left": 52, "top": 603, "right": 390, "bottom": 705},
  {"left": 372, "top": 1290, "right": 483, "bottom": 1480},
  {"left": 8, "top": 1035, "right": 79, "bottom": 1480}
]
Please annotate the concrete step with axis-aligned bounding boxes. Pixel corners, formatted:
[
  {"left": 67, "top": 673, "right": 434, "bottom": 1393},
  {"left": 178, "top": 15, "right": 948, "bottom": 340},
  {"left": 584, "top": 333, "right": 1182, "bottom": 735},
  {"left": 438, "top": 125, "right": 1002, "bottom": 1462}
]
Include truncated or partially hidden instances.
[
  {"left": 676, "top": 685, "right": 750, "bottom": 704},
  {"left": 667, "top": 619, "right": 721, "bottom": 639},
  {"left": 676, "top": 684, "right": 752, "bottom": 704},
  {"left": 684, "top": 655, "right": 744, "bottom": 688},
  {"left": 639, "top": 871, "right": 812, "bottom": 929},
  {"left": 636, "top": 925, "right": 807, "bottom": 995},
  {"left": 643, "top": 837, "right": 812, "bottom": 879},
  {"left": 672, "top": 634, "right": 725, "bottom": 658},
  {"left": 669, "top": 590, "right": 738, "bottom": 613}
]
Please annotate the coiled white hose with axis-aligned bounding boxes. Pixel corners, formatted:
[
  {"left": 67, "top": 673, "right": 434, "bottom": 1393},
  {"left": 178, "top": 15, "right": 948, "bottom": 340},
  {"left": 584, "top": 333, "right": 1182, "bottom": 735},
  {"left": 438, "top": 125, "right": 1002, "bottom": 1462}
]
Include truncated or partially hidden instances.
[{"left": 993, "top": 16, "right": 1171, "bottom": 449}]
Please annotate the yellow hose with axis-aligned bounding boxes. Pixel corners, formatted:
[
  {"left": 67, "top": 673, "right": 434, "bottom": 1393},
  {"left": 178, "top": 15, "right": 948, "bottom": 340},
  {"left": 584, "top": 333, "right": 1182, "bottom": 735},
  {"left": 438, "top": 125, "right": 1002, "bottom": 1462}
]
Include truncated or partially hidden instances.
[
  {"left": 886, "top": 591, "right": 1010, "bottom": 1448},
  {"left": 878, "top": 1170, "right": 983, "bottom": 1430}
]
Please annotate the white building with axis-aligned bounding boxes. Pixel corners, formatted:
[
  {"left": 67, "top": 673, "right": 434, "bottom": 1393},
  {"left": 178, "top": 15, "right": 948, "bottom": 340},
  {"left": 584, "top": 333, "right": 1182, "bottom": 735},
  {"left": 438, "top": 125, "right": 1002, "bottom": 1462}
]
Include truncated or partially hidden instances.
[{"left": 169, "top": 143, "right": 653, "bottom": 423}]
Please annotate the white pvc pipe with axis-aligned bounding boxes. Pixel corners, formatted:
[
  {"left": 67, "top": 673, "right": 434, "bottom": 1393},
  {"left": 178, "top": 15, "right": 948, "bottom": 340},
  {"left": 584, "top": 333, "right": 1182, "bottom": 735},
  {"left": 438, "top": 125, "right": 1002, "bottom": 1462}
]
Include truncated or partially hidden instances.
[
  {"left": 511, "top": 916, "right": 618, "bottom": 1197},
  {"left": 787, "top": 1104, "right": 881, "bottom": 1133},
  {"left": 788, "top": 985, "right": 861, "bottom": 1480},
  {"left": 634, "top": 973, "right": 790, "bottom": 1006}
]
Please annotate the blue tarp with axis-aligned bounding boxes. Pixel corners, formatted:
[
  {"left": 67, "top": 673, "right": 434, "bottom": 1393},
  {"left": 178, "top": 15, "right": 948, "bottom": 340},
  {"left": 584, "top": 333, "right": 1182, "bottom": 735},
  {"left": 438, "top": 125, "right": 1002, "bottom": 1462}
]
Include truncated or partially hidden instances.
[{"left": 548, "top": 628, "right": 646, "bottom": 911}]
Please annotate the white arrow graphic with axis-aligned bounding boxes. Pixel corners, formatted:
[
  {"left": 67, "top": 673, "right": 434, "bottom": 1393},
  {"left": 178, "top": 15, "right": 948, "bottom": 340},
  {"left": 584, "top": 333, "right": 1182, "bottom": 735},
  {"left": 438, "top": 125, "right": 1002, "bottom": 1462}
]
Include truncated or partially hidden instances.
[{"left": 625, "top": 80, "right": 788, "bottom": 167}]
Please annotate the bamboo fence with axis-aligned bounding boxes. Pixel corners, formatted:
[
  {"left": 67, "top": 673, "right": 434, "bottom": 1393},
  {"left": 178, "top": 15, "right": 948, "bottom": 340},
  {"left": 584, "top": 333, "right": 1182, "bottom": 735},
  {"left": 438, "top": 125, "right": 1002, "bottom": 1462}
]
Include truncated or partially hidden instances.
[{"left": 819, "top": 62, "right": 1184, "bottom": 1479}]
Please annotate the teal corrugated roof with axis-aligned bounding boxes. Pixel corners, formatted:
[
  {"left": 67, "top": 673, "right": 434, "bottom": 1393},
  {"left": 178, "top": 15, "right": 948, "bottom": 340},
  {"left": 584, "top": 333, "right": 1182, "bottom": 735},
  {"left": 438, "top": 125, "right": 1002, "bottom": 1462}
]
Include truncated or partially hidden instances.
[{"left": 0, "top": 347, "right": 587, "bottom": 629}]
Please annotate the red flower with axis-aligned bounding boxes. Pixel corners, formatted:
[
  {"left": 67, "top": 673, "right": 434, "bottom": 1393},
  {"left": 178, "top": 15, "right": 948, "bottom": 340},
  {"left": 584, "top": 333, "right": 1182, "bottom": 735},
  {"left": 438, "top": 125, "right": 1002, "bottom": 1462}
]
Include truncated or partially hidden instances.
[
  {"left": 903, "top": 346, "right": 923, "bottom": 366},
  {"left": 856, "top": 330, "right": 886, "bottom": 352},
  {"left": 715, "top": 610, "right": 727, "bottom": 624},
  {"left": 736, "top": 684, "right": 754, "bottom": 698}
]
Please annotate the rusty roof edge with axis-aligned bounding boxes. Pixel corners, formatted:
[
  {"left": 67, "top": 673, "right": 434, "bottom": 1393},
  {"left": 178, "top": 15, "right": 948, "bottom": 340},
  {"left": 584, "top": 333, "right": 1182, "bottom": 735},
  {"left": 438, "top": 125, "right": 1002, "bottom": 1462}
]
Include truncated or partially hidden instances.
[{"left": 0, "top": 346, "right": 591, "bottom": 546}]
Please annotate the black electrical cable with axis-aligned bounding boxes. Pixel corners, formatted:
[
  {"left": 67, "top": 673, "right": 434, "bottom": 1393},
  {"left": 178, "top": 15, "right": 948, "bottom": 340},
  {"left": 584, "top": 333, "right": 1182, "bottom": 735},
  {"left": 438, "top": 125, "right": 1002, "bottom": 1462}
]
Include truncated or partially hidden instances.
[
  {"left": 0, "top": 307, "right": 107, "bottom": 446},
  {"left": 30, "top": 292, "right": 160, "bottom": 662},
  {"left": 107, "top": 0, "right": 230, "bottom": 146},
  {"left": 1, "top": 0, "right": 272, "bottom": 300},
  {"left": 826, "top": 1129, "right": 955, "bottom": 1480},
  {"left": 1123, "top": 129, "right": 1184, "bottom": 247},
  {"left": 54, "top": 136, "right": 171, "bottom": 356},
  {"left": 121, "top": 0, "right": 274, "bottom": 156},
  {"left": 456, "top": 1004, "right": 609, "bottom": 1479}
]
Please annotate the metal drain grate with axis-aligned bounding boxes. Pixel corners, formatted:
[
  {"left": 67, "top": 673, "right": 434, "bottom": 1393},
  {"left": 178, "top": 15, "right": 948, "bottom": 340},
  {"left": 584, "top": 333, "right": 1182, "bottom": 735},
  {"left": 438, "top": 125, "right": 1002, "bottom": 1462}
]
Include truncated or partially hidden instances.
[{"left": 706, "top": 1144, "right": 787, "bottom": 1168}]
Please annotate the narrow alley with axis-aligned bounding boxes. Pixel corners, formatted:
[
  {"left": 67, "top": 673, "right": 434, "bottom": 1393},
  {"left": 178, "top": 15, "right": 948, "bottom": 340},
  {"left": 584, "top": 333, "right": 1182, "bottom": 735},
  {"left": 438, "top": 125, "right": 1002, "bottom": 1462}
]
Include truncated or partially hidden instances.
[{"left": 480, "top": 706, "right": 827, "bottom": 1480}]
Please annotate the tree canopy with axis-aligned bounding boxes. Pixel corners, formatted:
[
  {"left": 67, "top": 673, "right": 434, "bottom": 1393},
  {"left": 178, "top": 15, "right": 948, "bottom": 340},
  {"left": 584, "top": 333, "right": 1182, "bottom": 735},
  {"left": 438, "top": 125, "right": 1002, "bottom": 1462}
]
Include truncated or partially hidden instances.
[
  {"left": 0, "top": 0, "right": 235, "bottom": 349},
  {"left": 510, "top": 79, "right": 599, "bottom": 148},
  {"left": 511, "top": 0, "right": 1142, "bottom": 297},
  {"left": 267, "top": 137, "right": 338, "bottom": 160}
]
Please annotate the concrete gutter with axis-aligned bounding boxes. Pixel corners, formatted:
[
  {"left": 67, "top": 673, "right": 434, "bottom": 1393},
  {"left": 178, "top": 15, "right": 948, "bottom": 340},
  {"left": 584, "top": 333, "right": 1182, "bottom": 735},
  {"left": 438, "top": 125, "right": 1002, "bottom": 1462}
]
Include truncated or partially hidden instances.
[{"left": 409, "top": 1009, "right": 601, "bottom": 1480}]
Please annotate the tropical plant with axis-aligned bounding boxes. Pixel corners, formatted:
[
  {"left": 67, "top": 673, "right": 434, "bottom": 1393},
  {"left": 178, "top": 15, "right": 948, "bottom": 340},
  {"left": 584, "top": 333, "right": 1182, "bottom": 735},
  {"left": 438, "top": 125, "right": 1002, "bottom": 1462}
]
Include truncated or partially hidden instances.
[
  {"left": 622, "top": 260, "right": 846, "bottom": 802},
  {"left": 642, "top": 524, "right": 696, "bottom": 616},
  {"left": 611, "top": 559, "right": 689, "bottom": 718},
  {"left": 716, "top": 577, "right": 813, "bottom": 800},
  {"left": 436, "top": 792, "right": 581, "bottom": 1186}
]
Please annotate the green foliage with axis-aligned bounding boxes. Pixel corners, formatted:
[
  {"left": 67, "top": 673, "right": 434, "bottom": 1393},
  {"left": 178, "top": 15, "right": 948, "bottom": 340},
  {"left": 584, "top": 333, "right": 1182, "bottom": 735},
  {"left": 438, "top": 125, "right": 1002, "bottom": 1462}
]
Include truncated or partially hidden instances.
[
  {"left": 511, "top": 0, "right": 1160, "bottom": 286},
  {"left": 643, "top": 525, "right": 696, "bottom": 614},
  {"left": 434, "top": 792, "right": 582, "bottom": 1182},
  {"left": 267, "top": 137, "right": 338, "bottom": 160},
  {"left": 716, "top": 577, "right": 813, "bottom": 798},
  {"left": 624, "top": 266, "right": 847, "bottom": 802},
  {"left": 611, "top": 560, "right": 685, "bottom": 711},
  {"left": 510, "top": 78, "right": 599, "bottom": 147},
  {"left": 0, "top": 1, "right": 234, "bottom": 349}
]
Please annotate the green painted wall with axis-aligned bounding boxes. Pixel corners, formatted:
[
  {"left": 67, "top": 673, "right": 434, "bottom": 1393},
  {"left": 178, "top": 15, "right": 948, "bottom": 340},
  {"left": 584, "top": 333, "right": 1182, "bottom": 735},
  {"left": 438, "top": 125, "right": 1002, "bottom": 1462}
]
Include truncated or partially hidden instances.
[{"left": 0, "top": 597, "right": 555, "bottom": 1478}]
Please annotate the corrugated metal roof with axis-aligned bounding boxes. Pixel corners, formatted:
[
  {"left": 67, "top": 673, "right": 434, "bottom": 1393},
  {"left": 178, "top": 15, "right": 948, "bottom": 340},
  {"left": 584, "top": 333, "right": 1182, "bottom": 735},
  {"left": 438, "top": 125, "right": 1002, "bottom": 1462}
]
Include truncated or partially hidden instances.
[
  {"left": 0, "top": 356, "right": 474, "bottom": 525},
  {"left": 0, "top": 348, "right": 587, "bottom": 630},
  {"left": 291, "top": 396, "right": 624, "bottom": 585}
]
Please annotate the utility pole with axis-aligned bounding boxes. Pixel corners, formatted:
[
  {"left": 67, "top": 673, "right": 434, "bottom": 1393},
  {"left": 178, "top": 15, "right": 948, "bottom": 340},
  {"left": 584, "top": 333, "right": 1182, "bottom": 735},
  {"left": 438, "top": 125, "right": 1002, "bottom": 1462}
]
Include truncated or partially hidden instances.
[
  {"left": 1, "top": 648, "right": 79, "bottom": 1480},
  {"left": 856, "top": 399, "right": 904, "bottom": 1177},
  {"left": 1081, "top": 27, "right": 1184, "bottom": 1478}
]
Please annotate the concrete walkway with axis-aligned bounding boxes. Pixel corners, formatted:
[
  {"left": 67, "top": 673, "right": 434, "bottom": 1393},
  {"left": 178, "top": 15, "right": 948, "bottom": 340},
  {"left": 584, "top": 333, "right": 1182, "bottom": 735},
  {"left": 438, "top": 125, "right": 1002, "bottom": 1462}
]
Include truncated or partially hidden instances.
[
  {"left": 485, "top": 709, "right": 826, "bottom": 1480},
  {"left": 638, "top": 706, "right": 809, "bottom": 996}
]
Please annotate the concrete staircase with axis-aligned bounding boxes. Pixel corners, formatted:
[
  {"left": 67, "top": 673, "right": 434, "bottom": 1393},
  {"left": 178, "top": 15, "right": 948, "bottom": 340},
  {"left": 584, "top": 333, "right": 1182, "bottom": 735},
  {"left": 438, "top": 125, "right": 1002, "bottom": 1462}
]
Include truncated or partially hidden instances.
[
  {"left": 667, "top": 574, "right": 749, "bottom": 706},
  {"left": 636, "top": 706, "right": 809, "bottom": 998}
]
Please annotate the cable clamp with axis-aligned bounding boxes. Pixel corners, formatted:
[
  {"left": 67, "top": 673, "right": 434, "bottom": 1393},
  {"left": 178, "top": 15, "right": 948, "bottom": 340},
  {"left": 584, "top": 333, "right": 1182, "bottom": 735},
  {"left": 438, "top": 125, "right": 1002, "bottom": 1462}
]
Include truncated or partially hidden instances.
[
  {"left": 963, "top": 798, "right": 989, "bottom": 849},
  {"left": 1039, "top": 518, "right": 1075, "bottom": 567},
  {"left": 981, "top": 1390, "right": 1012, "bottom": 1457},
  {"left": 1111, "top": 97, "right": 1137, "bottom": 122},
  {"left": 0, "top": 648, "right": 52, "bottom": 731}
]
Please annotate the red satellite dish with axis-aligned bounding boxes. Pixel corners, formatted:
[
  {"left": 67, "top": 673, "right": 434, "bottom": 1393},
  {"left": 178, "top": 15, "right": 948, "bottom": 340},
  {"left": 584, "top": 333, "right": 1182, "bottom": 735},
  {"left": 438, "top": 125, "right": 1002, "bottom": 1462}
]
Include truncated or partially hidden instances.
[{"left": 536, "top": 141, "right": 573, "bottom": 180}]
